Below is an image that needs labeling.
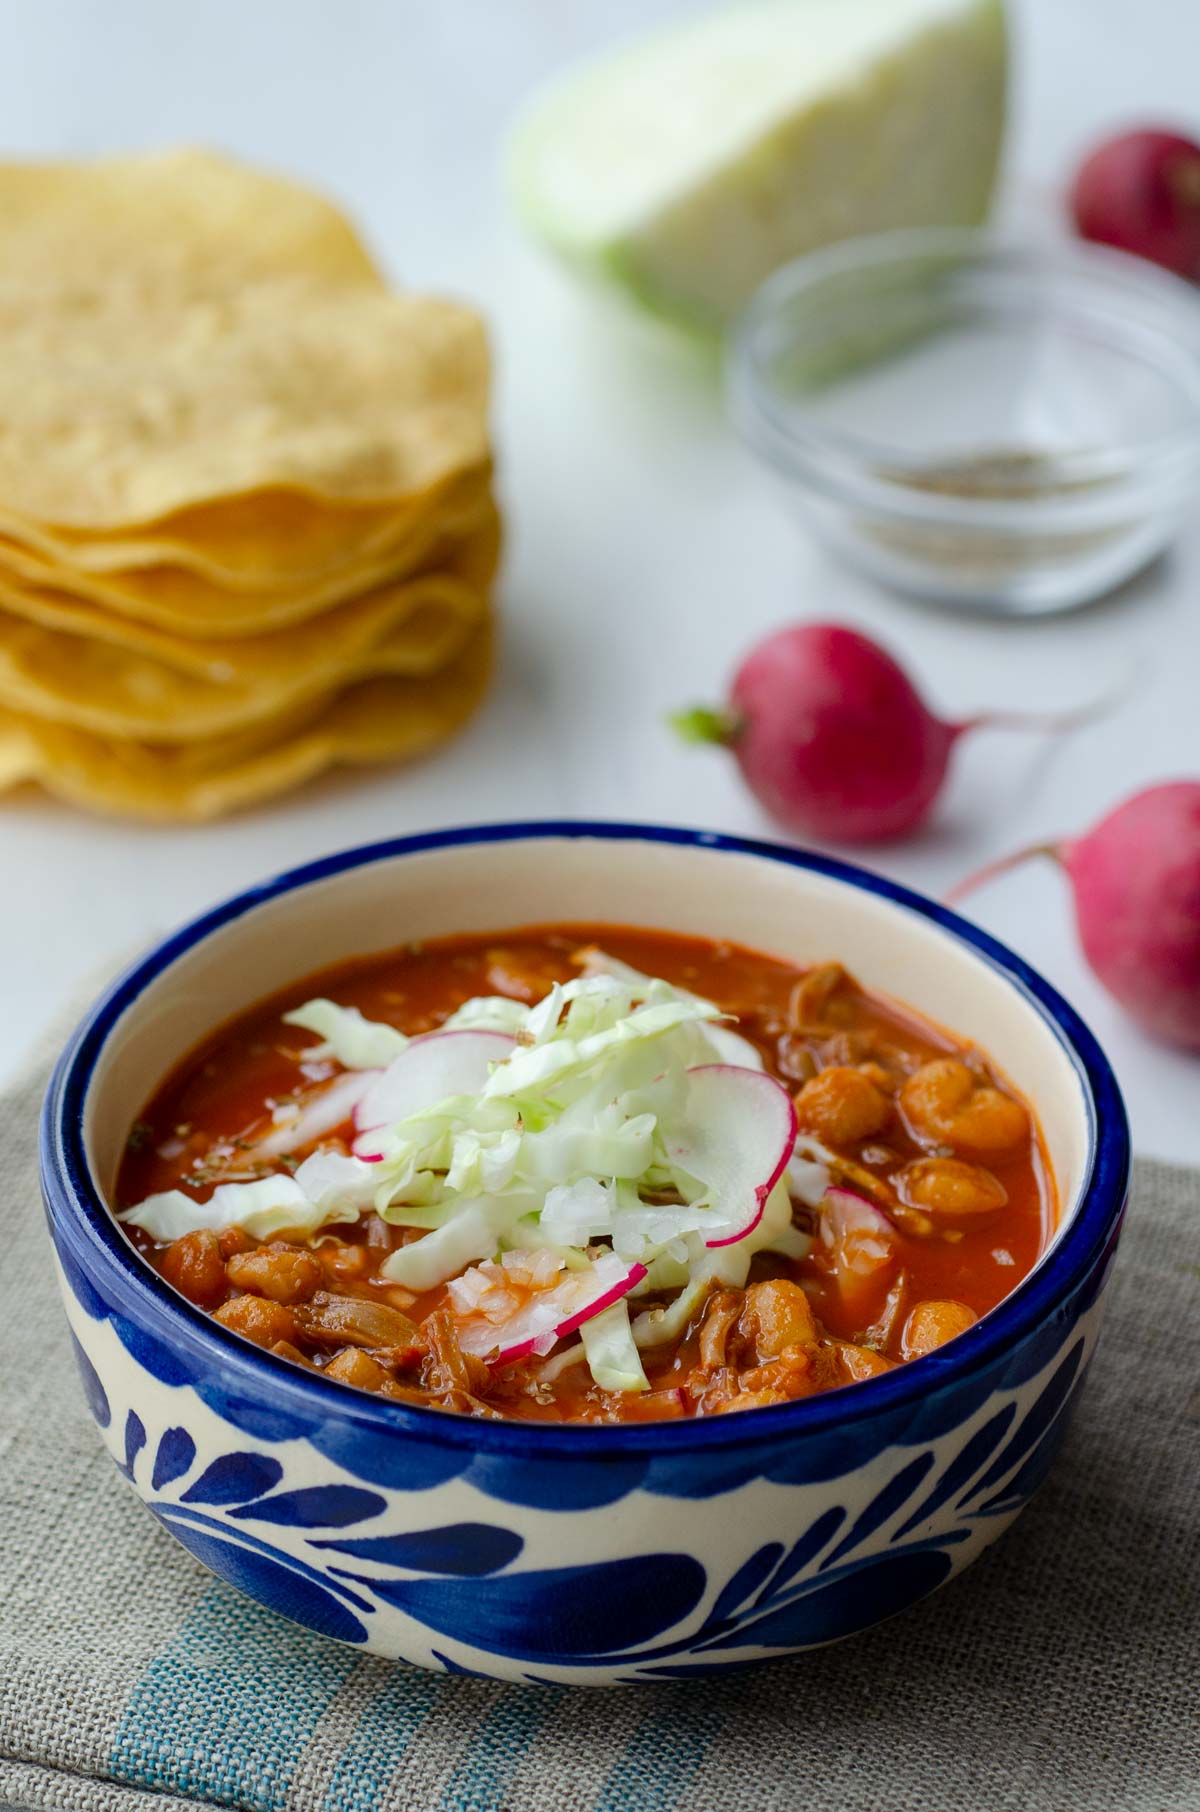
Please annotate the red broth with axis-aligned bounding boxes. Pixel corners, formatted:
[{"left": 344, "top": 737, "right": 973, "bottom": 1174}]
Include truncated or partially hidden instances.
[{"left": 116, "top": 926, "right": 1054, "bottom": 1423}]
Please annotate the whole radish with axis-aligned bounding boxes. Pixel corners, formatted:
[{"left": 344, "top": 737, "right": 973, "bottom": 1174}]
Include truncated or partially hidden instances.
[
  {"left": 1071, "top": 127, "right": 1200, "bottom": 277},
  {"left": 672, "top": 623, "right": 1105, "bottom": 845},
  {"left": 949, "top": 783, "right": 1200, "bottom": 1051}
]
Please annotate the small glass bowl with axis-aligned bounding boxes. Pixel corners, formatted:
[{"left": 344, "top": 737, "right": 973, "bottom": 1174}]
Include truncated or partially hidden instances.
[{"left": 728, "top": 229, "right": 1200, "bottom": 615}]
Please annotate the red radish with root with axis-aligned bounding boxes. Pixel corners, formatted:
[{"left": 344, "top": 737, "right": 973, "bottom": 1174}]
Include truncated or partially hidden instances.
[
  {"left": 948, "top": 782, "right": 1200, "bottom": 1051},
  {"left": 673, "top": 623, "right": 1108, "bottom": 845},
  {"left": 1071, "top": 128, "right": 1200, "bottom": 277}
]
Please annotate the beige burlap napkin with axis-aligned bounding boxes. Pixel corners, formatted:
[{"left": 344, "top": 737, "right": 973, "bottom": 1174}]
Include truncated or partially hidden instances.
[{"left": 0, "top": 1032, "right": 1196, "bottom": 1812}]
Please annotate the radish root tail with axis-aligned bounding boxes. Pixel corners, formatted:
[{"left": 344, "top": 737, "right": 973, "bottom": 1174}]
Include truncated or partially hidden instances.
[
  {"left": 945, "top": 843, "right": 1062, "bottom": 907},
  {"left": 958, "top": 672, "right": 1134, "bottom": 740}
]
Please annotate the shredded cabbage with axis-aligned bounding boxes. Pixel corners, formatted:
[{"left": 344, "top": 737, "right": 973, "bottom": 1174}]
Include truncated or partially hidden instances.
[
  {"left": 536, "top": 1340, "right": 586, "bottom": 1382},
  {"left": 123, "top": 1175, "right": 359, "bottom": 1242},
  {"left": 124, "top": 953, "right": 813, "bottom": 1393},
  {"left": 282, "top": 999, "right": 407, "bottom": 1069},
  {"left": 382, "top": 1198, "right": 531, "bottom": 1292},
  {"left": 576, "top": 946, "right": 764, "bottom": 1070},
  {"left": 441, "top": 995, "right": 531, "bottom": 1035},
  {"left": 580, "top": 1300, "right": 650, "bottom": 1392}
]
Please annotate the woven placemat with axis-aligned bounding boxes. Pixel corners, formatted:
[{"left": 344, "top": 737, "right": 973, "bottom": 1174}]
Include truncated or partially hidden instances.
[{"left": 1, "top": 1035, "right": 1196, "bottom": 1812}]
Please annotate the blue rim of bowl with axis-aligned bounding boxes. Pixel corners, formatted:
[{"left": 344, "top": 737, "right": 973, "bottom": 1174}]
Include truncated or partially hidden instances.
[
  {"left": 41, "top": 820, "right": 1130, "bottom": 1457},
  {"left": 727, "top": 227, "right": 1200, "bottom": 524}
]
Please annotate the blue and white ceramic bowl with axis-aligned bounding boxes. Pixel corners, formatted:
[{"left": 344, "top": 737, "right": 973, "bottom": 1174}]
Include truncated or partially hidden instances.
[{"left": 40, "top": 823, "right": 1129, "bottom": 1685}]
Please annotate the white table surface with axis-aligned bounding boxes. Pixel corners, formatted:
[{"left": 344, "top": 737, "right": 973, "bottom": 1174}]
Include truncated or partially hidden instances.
[{"left": 1, "top": 0, "right": 1196, "bottom": 1161}]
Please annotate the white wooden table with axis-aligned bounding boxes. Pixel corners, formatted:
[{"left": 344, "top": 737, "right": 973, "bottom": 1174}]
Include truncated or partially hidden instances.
[{"left": 1, "top": 0, "right": 1196, "bottom": 1159}]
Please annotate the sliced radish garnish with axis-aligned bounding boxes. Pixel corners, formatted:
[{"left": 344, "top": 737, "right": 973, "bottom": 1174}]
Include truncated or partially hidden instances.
[
  {"left": 665, "top": 1064, "right": 797, "bottom": 1248},
  {"left": 258, "top": 1069, "right": 378, "bottom": 1158},
  {"left": 354, "top": 1030, "right": 516, "bottom": 1155},
  {"left": 820, "top": 1186, "right": 900, "bottom": 1324},
  {"left": 821, "top": 1185, "right": 898, "bottom": 1245},
  {"left": 456, "top": 1251, "right": 648, "bottom": 1366}
]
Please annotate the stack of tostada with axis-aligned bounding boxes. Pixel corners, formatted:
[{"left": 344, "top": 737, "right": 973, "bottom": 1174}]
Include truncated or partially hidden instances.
[{"left": 0, "top": 148, "right": 498, "bottom": 820}]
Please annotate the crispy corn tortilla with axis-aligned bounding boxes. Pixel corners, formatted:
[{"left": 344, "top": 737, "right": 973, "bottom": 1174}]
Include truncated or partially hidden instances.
[
  {"left": 0, "top": 149, "right": 500, "bottom": 818},
  {"left": 0, "top": 465, "right": 490, "bottom": 587},
  {"left": 0, "top": 148, "right": 383, "bottom": 295},
  {"left": 0, "top": 510, "right": 499, "bottom": 740},
  {"left": 0, "top": 586, "right": 483, "bottom": 742},
  {"left": 0, "top": 617, "right": 493, "bottom": 822},
  {"left": 0, "top": 508, "right": 500, "bottom": 684},
  {"left": 0, "top": 276, "right": 490, "bottom": 528},
  {"left": 0, "top": 476, "right": 494, "bottom": 635}
]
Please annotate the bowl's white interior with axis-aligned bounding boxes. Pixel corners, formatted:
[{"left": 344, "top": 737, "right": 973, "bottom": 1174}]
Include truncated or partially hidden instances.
[{"left": 86, "top": 835, "right": 1093, "bottom": 1246}]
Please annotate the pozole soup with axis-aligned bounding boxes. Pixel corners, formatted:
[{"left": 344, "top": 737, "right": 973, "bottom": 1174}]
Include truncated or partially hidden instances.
[{"left": 116, "top": 926, "right": 1054, "bottom": 1423}]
